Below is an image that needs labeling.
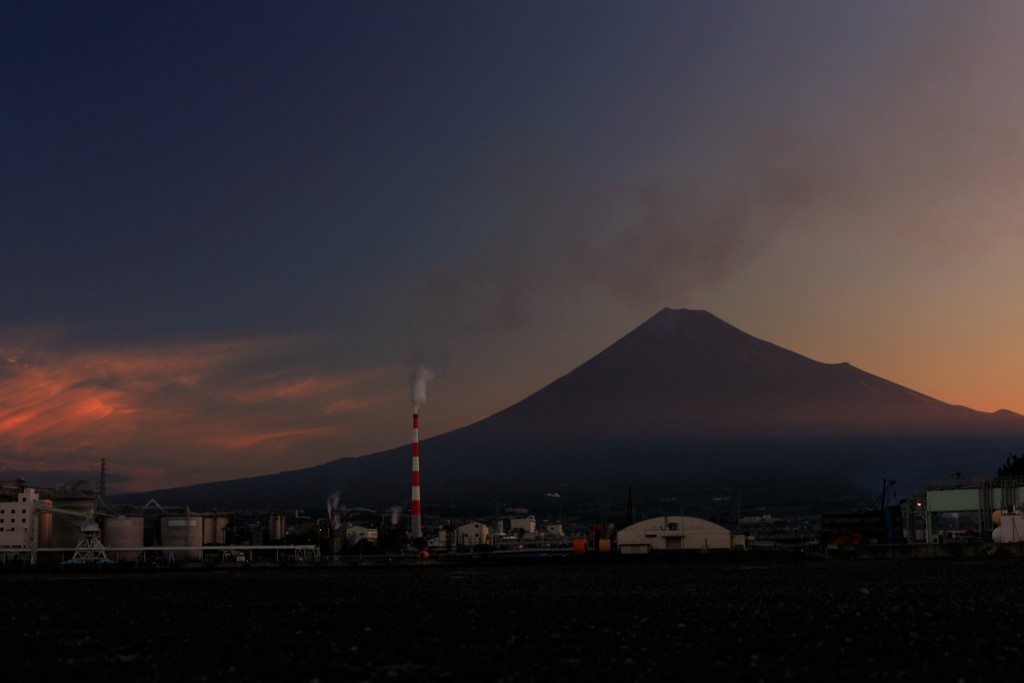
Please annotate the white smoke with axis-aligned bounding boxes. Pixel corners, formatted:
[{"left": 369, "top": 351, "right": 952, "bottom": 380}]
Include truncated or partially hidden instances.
[
  {"left": 390, "top": 505, "right": 403, "bottom": 526},
  {"left": 408, "top": 348, "right": 447, "bottom": 413},
  {"left": 326, "top": 492, "right": 345, "bottom": 530},
  {"left": 410, "top": 366, "right": 435, "bottom": 413}
]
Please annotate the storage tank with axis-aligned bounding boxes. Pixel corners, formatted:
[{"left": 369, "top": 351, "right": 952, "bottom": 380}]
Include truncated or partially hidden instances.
[
  {"left": 160, "top": 515, "right": 203, "bottom": 561},
  {"left": 102, "top": 515, "right": 145, "bottom": 562},
  {"left": 203, "top": 514, "right": 230, "bottom": 545},
  {"left": 267, "top": 513, "right": 286, "bottom": 542}
]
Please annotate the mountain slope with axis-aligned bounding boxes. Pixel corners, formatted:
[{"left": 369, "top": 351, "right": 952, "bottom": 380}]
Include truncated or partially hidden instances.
[
  {"left": 113, "top": 308, "right": 1024, "bottom": 510},
  {"left": 464, "top": 307, "right": 1018, "bottom": 440}
]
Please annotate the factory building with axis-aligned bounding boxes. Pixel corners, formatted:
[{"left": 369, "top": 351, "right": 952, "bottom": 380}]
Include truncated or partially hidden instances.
[
  {"left": 455, "top": 521, "right": 490, "bottom": 548},
  {"left": 431, "top": 525, "right": 452, "bottom": 550},
  {"left": 345, "top": 525, "right": 378, "bottom": 546},
  {"left": 510, "top": 515, "right": 537, "bottom": 534},
  {"left": 923, "top": 479, "right": 1024, "bottom": 543},
  {"left": 544, "top": 523, "right": 564, "bottom": 537},
  {"left": 616, "top": 515, "right": 735, "bottom": 554},
  {"left": 0, "top": 487, "right": 49, "bottom": 560}
]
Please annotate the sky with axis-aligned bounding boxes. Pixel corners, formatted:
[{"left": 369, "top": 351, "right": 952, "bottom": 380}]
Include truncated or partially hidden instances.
[{"left": 3, "top": 2, "right": 1024, "bottom": 493}]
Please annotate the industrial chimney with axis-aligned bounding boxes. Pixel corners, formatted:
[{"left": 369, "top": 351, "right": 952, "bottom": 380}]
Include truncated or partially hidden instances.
[{"left": 411, "top": 412, "right": 422, "bottom": 539}]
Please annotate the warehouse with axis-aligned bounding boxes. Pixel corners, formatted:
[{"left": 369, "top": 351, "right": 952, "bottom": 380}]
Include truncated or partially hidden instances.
[{"left": 617, "top": 515, "right": 735, "bottom": 554}]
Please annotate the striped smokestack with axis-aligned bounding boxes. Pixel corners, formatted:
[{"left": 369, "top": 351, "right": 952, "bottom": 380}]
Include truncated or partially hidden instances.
[
  {"left": 411, "top": 412, "right": 422, "bottom": 538},
  {"left": 409, "top": 360, "right": 439, "bottom": 540}
]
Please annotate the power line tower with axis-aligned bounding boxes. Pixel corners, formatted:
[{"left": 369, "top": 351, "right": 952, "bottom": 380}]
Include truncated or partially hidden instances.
[{"left": 99, "top": 458, "right": 107, "bottom": 499}]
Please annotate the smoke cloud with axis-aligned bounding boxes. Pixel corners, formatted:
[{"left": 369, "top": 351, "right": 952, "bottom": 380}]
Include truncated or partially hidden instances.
[
  {"left": 326, "top": 491, "right": 345, "bottom": 530},
  {"left": 416, "top": 4, "right": 1024, "bottom": 340},
  {"left": 409, "top": 348, "right": 447, "bottom": 413},
  {"left": 390, "top": 504, "right": 403, "bottom": 526},
  {"left": 410, "top": 366, "right": 434, "bottom": 413}
]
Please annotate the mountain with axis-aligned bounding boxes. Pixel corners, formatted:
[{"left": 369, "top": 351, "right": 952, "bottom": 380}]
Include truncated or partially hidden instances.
[
  {"left": 458, "top": 308, "right": 1022, "bottom": 440},
  {"left": 112, "top": 308, "right": 1024, "bottom": 512}
]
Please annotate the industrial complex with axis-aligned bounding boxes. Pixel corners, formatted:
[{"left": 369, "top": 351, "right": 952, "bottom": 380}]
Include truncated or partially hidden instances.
[
  {"left": 0, "top": 476, "right": 318, "bottom": 567},
  {"left": 3, "top": 412, "right": 1023, "bottom": 567},
  {"left": 4, "top": 468, "right": 1024, "bottom": 568}
]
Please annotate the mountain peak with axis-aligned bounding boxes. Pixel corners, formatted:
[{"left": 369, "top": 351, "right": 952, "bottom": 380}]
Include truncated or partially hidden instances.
[
  {"left": 638, "top": 307, "right": 747, "bottom": 340},
  {"left": 646, "top": 306, "right": 714, "bottom": 326}
]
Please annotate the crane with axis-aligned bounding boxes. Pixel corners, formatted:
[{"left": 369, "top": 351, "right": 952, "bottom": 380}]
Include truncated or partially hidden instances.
[{"left": 37, "top": 501, "right": 115, "bottom": 565}]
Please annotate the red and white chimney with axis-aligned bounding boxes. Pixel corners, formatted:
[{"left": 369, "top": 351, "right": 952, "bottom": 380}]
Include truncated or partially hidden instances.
[{"left": 411, "top": 412, "right": 422, "bottom": 538}]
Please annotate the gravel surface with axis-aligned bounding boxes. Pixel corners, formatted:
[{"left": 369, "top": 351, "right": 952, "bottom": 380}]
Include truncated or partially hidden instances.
[{"left": 4, "top": 556, "right": 1024, "bottom": 682}]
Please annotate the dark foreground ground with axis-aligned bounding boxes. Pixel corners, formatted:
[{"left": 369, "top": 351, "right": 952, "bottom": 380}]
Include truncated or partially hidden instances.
[{"left": 4, "top": 555, "right": 1024, "bottom": 682}]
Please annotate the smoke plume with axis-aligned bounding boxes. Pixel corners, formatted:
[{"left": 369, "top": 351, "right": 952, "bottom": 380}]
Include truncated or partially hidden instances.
[
  {"left": 326, "top": 491, "right": 345, "bottom": 530},
  {"left": 410, "top": 366, "right": 434, "bottom": 413},
  {"left": 409, "top": 348, "right": 447, "bottom": 413},
  {"left": 414, "top": 5, "right": 1024, "bottom": 339}
]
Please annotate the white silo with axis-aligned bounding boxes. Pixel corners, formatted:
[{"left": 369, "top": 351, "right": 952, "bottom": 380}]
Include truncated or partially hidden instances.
[{"left": 160, "top": 514, "right": 203, "bottom": 562}]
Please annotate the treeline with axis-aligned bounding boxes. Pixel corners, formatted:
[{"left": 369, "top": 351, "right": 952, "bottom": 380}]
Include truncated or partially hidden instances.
[{"left": 997, "top": 452, "right": 1024, "bottom": 478}]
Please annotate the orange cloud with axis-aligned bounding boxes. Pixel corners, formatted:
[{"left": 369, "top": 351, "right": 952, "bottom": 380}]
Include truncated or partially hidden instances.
[
  {"left": 0, "top": 329, "right": 403, "bottom": 492},
  {"left": 216, "top": 426, "right": 336, "bottom": 451}
]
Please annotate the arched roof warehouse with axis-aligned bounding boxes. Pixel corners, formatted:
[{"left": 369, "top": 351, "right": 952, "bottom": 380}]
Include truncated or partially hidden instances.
[{"left": 617, "top": 515, "right": 732, "bottom": 554}]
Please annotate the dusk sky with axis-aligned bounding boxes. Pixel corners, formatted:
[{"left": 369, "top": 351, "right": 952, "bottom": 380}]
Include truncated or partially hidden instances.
[{"left": 4, "top": 2, "right": 1024, "bottom": 493}]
